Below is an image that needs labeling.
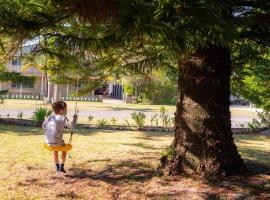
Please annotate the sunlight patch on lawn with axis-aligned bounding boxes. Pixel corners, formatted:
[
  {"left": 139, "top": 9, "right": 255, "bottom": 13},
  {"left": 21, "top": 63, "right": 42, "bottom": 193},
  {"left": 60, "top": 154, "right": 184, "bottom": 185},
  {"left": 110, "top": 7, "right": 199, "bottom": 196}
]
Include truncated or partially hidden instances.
[{"left": 0, "top": 125, "right": 269, "bottom": 199}]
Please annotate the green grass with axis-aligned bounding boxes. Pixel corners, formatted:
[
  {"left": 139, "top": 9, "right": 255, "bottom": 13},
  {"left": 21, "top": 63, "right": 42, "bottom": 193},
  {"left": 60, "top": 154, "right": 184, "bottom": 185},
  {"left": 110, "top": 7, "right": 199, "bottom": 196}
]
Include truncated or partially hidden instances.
[
  {"left": 0, "top": 99, "right": 176, "bottom": 112},
  {"left": 0, "top": 124, "right": 269, "bottom": 199},
  {"left": 1, "top": 99, "right": 259, "bottom": 116}
]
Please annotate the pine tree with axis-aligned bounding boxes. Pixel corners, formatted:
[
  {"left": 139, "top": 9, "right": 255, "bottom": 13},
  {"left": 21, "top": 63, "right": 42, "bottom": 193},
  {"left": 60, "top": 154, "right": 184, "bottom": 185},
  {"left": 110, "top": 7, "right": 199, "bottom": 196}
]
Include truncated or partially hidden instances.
[{"left": 0, "top": 0, "right": 269, "bottom": 177}]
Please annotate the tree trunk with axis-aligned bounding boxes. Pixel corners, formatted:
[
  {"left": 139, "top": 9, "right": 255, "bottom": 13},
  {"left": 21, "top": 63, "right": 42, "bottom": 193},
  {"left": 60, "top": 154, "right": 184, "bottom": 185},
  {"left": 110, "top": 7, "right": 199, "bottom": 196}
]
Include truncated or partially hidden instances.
[
  {"left": 160, "top": 44, "right": 245, "bottom": 177},
  {"left": 45, "top": 71, "right": 48, "bottom": 98}
]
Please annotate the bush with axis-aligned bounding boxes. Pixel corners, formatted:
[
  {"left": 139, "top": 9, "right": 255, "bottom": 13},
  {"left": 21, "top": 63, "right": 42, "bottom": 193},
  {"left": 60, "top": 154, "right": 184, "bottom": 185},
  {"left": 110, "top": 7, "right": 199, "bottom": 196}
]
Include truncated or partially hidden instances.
[
  {"left": 32, "top": 107, "right": 52, "bottom": 126},
  {"left": 160, "top": 106, "right": 171, "bottom": 128},
  {"left": 0, "top": 89, "right": 7, "bottom": 105},
  {"left": 88, "top": 115, "right": 94, "bottom": 122},
  {"left": 122, "top": 69, "right": 177, "bottom": 105},
  {"left": 150, "top": 114, "right": 159, "bottom": 127},
  {"left": 125, "top": 119, "right": 131, "bottom": 127},
  {"left": 17, "top": 110, "right": 23, "bottom": 119},
  {"left": 248, "top": 110, "right": 270, "bottom": 130},
  {"left": 161, "top": 145, "right": 176, "bottom": 160},
  {"left": 257, "top": 111, "right": 270, "bottom": 128},
  {"left": 111, "top": 117, "right": 117, "bottom": 125},
  {"left": 131, "top": 112, "right": 146, "bottom": 129},
  {"left": 97, "top": 119, "right": 108, "bottom": 128}
]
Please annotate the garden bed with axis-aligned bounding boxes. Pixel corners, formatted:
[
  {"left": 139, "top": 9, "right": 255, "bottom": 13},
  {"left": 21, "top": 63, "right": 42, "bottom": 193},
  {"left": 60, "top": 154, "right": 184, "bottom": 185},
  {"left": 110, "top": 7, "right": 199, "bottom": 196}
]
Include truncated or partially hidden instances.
[
  {"left": 0, "top": 118, "right": 35, "bottom": 127},
  {"left": 0, "top": 117, "right": 267, "bottom": 133}
]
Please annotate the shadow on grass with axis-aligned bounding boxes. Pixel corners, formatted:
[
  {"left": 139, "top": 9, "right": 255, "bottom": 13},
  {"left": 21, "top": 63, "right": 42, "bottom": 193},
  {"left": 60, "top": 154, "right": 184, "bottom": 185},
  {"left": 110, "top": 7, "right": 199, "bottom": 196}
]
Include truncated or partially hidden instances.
[
  {"left": 245, "top": 160, "right": 270, "bottom": 175},
  {"left": 17, "top": 177, "right": 52, "bottom": 188},
  {"left": 194, "top": 161, "right": 270, "bottom": 199},
  {"left": 84, "top": 158, "right": 112, "bottom": 163},
  {"left": 56, "top": 191, "right": 79, "bottom": 199},
  {"left": 0, "top": 124, "right": 43, "bottom": 135},
  {"left": 239, "top": 148, "right": 270, "bottom": 168},
  {"left": 65, "top": 159, "right": 270, "bottom": 199},
  {"left": 66, "top": 160, "right": 158, "bottom": 185},
  {"left": 0, "top": 124, "right": 111, "bottom": 136},
  {"left": 107, "top": 107, "right": 155, "bottom": 112},
  {"left": 135, "top": 131, "right": 174, "bottom": 139},
  {"left": 0, "top": 124, "right": 174, "bottom": 139},
  {"left": 122, "top": 142, "right": 163, "bottom": 150}
]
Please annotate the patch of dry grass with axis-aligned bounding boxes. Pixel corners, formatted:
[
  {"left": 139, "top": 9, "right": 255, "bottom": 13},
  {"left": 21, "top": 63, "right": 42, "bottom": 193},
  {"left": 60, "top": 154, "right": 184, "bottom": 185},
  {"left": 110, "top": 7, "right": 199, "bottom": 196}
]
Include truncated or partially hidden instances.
[{"left": 0, "top": 124, "right": 269, "bottom": 199}]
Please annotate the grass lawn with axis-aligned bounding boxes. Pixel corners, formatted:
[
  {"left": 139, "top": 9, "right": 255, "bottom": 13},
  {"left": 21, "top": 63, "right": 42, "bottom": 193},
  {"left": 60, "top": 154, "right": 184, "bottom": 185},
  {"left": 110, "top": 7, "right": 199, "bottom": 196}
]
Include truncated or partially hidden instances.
[
  {"left": 0, "top": 125, "right": 269, "bottom": 199},
  {"left": 0, "top": 99, "right": 176, "bottom": 112},
  {"left": 0, "top": 99, "right": 259, "bottom": 115}
]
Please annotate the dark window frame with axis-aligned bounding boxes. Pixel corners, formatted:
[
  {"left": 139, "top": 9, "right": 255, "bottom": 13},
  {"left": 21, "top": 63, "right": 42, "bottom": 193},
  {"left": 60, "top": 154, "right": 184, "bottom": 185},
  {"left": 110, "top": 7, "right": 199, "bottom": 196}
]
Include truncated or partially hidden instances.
[{"left": 11, "top": 79, "right": 34, "bottom": 89}]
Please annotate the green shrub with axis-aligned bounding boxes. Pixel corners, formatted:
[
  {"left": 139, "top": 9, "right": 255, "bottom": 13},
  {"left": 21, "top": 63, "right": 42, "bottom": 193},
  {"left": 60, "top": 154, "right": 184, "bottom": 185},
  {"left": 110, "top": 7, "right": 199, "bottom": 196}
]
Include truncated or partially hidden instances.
[
  {"left": 257, "top": 111, "right": 270, "bottom": 128},
  {"left": 236, "top": 123, "right": 245, "bottom": 128},
  {"left": 160, "top": 106, "right": 171, "bottom": 128},
  {"left": 248, "top": 110, "right": 270, "bottom": 130},
  {"left": 150, "top": 114, "right": 159, "bottom": 127},
  {"left": 0, "top": 90, "right": 7, "bottom": 105},
  {"left": 97, "top": 119, "right": 108, "bottom": 128},
  {"left": 17, "top": 110, "right": 23, "bottom": 119},
  {"left": 32, "top": 107, "right": 52, "bottom": 126},
  {"left": 88, "top": 114, "right": 94, "bottom": 122},
  {"left": 131, "top": 112, "right": 146, "bottom": 129},
  {"left": 122, "top": 69, "right": 177, "bottom": 105},
  {"left": 161, "top": 145, "right": 176, "bottom": 160},
  {"left": 125, "top": 119, "right": 131, "bottom": 127},
  {"left": 111, "top": 117, "right": 117, "bottom": 125},
  {"left": 248, "top": 120, "right": 260, "bottom": 131}
]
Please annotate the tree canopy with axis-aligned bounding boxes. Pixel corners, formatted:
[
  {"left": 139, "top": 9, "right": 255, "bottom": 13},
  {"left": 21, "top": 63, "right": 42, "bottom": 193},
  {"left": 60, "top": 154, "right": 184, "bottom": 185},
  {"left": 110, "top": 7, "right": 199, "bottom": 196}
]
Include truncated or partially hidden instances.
[{"left": 0, "top": 0, "right": 270, "bottom": 177}]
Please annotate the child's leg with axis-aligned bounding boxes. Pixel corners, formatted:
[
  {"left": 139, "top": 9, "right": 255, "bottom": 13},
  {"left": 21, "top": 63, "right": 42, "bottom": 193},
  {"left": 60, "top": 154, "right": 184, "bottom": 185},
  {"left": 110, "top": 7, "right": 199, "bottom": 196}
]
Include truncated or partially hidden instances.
[
  {"left": 61, "top": 151, "right": 67, "bottom": 164},
  {"left": 59, "top": 151, "right": 67, "bottom": 173},
  {"left": 53, "top": 151, "right": 60, "bottom": 171}
]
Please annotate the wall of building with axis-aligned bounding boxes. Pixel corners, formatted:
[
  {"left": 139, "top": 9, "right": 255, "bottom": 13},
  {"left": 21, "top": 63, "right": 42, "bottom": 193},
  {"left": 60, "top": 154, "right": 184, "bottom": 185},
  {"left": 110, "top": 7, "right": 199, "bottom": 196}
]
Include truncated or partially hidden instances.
[
  {"left": 2, "top": 53, "right": 101, "bottom": 101},
  {"left": 0, "top": 76, "right": 45, "bottom": 97}
]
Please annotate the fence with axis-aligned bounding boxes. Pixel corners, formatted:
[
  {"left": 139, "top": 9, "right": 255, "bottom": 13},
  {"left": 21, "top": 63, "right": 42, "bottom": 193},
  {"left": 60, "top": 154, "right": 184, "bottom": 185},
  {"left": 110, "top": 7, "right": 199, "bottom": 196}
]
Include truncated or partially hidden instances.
[
  {"left": 62, "top": 95, "right": 103, "bottom": 102},
  {"left": 1, "top": 94, "right": 103, "bottom": 102},
  {"left": 2, "top": 94, "right": 39, "bottom": 100}
]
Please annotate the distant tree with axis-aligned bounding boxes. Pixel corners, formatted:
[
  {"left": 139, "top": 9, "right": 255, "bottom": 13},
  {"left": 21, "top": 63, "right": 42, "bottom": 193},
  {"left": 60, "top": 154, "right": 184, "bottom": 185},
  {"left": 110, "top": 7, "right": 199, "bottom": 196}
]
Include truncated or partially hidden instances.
[
  {"left": 231, "top": 44, "right": 270, "bottom": 111},
  {"left": 0, "top": 64, "right": 31, "bottom": 97}
]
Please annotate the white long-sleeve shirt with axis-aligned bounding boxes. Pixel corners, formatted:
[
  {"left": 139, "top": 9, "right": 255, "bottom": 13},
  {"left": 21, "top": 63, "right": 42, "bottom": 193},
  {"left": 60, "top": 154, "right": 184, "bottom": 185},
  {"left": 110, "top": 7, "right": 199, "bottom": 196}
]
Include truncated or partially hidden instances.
[{"left": 42, "top": 114, "right": 76, "bottom": 146}]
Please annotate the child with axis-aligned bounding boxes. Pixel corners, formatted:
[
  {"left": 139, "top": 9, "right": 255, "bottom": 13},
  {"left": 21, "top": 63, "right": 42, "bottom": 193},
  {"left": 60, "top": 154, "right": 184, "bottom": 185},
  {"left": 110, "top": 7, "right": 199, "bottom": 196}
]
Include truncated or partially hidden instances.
[{"left": 42, "top": 100, "right": 78, "bottom": 173}]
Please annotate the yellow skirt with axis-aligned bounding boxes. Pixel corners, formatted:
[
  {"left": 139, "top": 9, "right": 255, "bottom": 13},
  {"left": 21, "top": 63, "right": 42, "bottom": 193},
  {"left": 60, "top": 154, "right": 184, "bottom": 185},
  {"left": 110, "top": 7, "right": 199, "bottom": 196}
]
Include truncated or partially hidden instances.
[{"left": 43, "top": 143, "right": 72, "bottom": 152}]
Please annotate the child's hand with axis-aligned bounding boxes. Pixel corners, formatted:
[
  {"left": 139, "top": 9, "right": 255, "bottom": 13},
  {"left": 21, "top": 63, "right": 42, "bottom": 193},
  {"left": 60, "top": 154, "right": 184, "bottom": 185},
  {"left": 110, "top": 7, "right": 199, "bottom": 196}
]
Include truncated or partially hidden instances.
[{"left": 73, "top": 114, "right": 78, "bottom": 121}]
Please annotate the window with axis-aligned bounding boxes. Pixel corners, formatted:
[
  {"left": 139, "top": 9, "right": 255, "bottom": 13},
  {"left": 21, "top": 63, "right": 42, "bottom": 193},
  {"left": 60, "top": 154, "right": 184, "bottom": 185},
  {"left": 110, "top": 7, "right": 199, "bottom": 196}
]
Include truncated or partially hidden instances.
[
  {"left": 11, "top": 79, "right": 34, "bottom": 88},
  {"left": 11, "top": 57, "right": 21, "bottom": 66}
]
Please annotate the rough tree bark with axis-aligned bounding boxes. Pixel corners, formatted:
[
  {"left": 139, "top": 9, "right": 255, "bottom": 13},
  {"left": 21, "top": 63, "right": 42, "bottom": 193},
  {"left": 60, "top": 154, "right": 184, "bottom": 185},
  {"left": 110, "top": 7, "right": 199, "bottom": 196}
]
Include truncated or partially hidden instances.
[{"left": 160, "top": 44, "right": 245, "bottom": 177}]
